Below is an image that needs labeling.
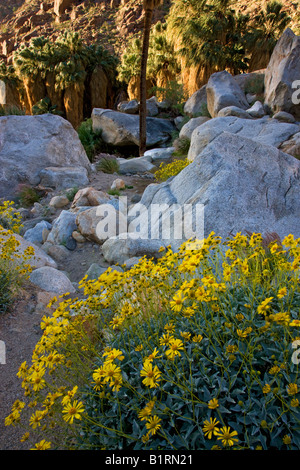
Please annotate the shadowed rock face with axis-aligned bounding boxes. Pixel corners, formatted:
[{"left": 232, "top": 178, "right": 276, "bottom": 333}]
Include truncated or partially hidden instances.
[
  {"left": 54, "top": 0, "right": 75, "bottom": 16},
  {"left": 0, "top": 114, "right": 91, "bottom": 200},
  {"left": 91, "top": 108, "right": 175, "bottom": 148},
  {"left": 264, "top": 28, "right": 300, "bottom": 119},
  {"left": 206, "top": 70, "right": 250, "bottom": 118}
]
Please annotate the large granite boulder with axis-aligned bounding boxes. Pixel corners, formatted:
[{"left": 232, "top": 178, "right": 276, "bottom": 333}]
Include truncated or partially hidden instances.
[
  {"left": 206, "top": 71, "right": 249, "bottom": 118},
  {"left": 102, "top": 132, "right": 300, "bottom": 264},
  {"left": 265, "top": 28, "right": 300, "bottom": 118},
  {"left": 76, "top": 205, "right": 127, "bottom": 244},
  {"left": 0, "top": 114, "right": 91, "bottom": 199},
  {"left": 264, "top": 29, "right": 300, "bottom": 118},
  {"left": 102, "top": 237, "right": 169, "bottom": 266},
  {"left": 91, "top": 108, "right": 175, "bottom": 148},
  {"left": 179, "top": 117, "right": 211, "bottom": 140},
  {"left": 183, "top": 85, "right": 208, "bottom": 117},
  {"left": 39, "top": 166, "right": 89, "bottom": 190},
  {"left": 187, "top": 116, "right": 299, "bottom": 161},
  {"left": 46, "top": 210, "right": 77, "bottom": 246}
]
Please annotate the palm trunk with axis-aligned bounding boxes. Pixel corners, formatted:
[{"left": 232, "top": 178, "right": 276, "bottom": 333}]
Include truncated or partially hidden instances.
[{"left": 139, "top": 7, "right": 153, "bottom": 156}]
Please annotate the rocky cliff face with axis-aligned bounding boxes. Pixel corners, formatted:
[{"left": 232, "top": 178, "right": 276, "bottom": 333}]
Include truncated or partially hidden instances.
[
  {"left": 1, "top": 0, "right": 296, "bottom": 64},
  {"left": 0, "top": 0, "right": 170, "bottom": 60},
  {"left": 0, "top": 0, "right": 298, "bottom": 127}
]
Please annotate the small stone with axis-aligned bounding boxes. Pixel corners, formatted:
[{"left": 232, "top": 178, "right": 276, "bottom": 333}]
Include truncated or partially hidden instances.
[
  {"left": 246, "top": 101, "right": 266, "bottom": 118},
  {"left": 272, "top": 111, "right": 296, "bottom": 123},
  {"left": 72, "top": 230, "right": 86, "bottom": 243},
  {"left": 217, "top": 106, "right": 253, "bottom": 119},
  {"left": 31, "top": 202, "right": 44, "bottom": 216},
  {"left": 24, "top": 220, "right": 52, "bottom": 244},
  {"left": 65, "top": 236, "right": 77, "bottom": 251},
  {"left": 47, "top": 244, "right": 70, "bottom": 262},
  {"left": 29, "top": 266, "right": 76, "bottom": 294},
  {"left": 111, "top": 178, "right": 125, "bottom": 190},
  {"left": 49, "top": 195, "right": 70, "bottom": 208}
]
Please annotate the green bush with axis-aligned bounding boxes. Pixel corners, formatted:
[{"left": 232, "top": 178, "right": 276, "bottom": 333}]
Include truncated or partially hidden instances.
[
  {"left": 151, "top": 80, "right": 187, "bottom": 117},
  {"left": 0, "top": 220, "right": 34, "bottom": 316},
  {"left": 15, "top": 184, "right": 40, "bottom": 208},
  {"left": 96, "top": 156, "right": 120, "bottom": 174},
  {"left": 0, "top": 269, "right": 13, "bottom": 314},
  {"left": 172, "top": 136, "right": 191, "bottom": 157},
  {"left": 77, "top": 119, "right": 104, "bottom": 162},
  {"left": 32, "top": 97, "right": 63, "bottom": 116},
  {"left": 0, "top": 104, "right": 26, "bottom": 116},
  {"left": 75, "top": 232, "right": 300, "bottom": 450}
]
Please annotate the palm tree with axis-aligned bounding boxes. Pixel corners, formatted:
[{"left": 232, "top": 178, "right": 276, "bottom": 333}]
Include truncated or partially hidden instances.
[
  {"left": 246, "top": 1, "right": 291, "bottom": 71},
  {"left": 166, "top": 0, "right": 250, "bottom": 94},
  {"left": 139, "top": 0, "right": 162, "bottom": 156}
]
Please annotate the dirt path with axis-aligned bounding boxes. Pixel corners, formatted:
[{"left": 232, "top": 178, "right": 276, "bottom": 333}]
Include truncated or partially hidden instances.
[{"left": 0, "top": 286, "right": 44, "bottom": 450}]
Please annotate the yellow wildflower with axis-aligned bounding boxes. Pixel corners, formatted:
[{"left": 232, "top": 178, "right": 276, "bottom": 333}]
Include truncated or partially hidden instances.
[
  {"left": 170, "top": 291, "right": 187, "bottom": 313},
  {"left": 202, "top": 418, "right": 220, "bottom": 439},
  {"left": 287, "top": 383, "right": 298, "bottom": 395},
  {"left": 257, "top": 297, "right": 273, "bottom": 315},
  {"left": 140, "top": 360, "right": 162, "bottom": 388},
  {"left": 145, "top": 415, "right": 161, "bottom": 436},
  {"left": 31, "top": 440, "right": 51, "bottom": 450},
  {"left": 215, "top": 426, "right": 239, "bottom": 447},
  {"left": 62, "top": 400, "right": 85, "bottom": 424},
  {"left": 165, "top": 338, "right": 184, "bottom": 360},
  {"left": 208, "top": 398, "right": 219, "bottom": 409}
]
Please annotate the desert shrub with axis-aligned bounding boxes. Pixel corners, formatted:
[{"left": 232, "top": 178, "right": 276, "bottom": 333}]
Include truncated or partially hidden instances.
[
  {"left": 0, "top": 269, "right": 13, "bottom": 314},
  {"left": 151, "top": 80, "right": 187, "bottom": 117},
  {"left": 77, "top": 119, "right": 105, "bottom": 162},
  {"left": 15, "top": 184, "right": 40, "bottom": 208},
  {"left": 32, "top": 97, "right": 63, "bottom": 116},
  {"left": 0, "top": 105, "right": 26, "bottom": 116},
  {"left": 244, "top": 75, "right": 265, "bottom": 103},
  {"left": 6, "top": 232, "right": 300, "bottom": 450},
  {"left": 65, "top": 187, "right": 79, "bottom": 202},
  {"left": 96, "top": 156, "right": 120, "bottom": 174},
  {"left": 0, "top": 221, "right": 34, "bottom": 315},
  {"left": 154, "top": 158, "right": 190, "bottom": 181},
  {"left": 107, "top": 189, "right": 121, "bottom": 197},
  {"left": 172, "top": 136, "right": 191, "bottom": 157},
  {"left": 0, "top": 200, "right": 23, "bottom": 233}
]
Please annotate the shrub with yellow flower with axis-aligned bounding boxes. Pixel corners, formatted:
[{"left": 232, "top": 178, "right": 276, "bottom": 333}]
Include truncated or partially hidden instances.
[{"left": 6, "top": 231, "right": 300, "bottom": 450}]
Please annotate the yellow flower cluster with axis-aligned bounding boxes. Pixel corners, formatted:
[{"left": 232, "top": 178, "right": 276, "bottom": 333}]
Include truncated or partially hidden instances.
[
  {"left": 154, "top": 158, "right": 190, "bottom": 181},
  {"left": 92, "top": 347, "right": 124, "bottom": 393},
  {"left": 5, "top": 229, "right": 300, "bottom": 450},
  {"left": 0, "top": 200, "right": 23, "bottom": 233}
]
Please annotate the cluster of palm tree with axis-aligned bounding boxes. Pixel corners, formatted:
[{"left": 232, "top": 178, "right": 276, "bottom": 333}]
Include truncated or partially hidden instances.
[
  {"left": 166, "top": 0, "right": 291, "bottom": 87},
  {"left": 0, "top": 0, "right": 293, "bottom": 155},
  {"left": 121, "top": 0, "right": 292, "bottom": 154},
  {"left": 2, "top": 32, "right": 119, "bottom": 128},
  {"left": 121, "top": 0, "right": 291, "bottom": 94}
]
